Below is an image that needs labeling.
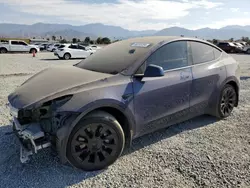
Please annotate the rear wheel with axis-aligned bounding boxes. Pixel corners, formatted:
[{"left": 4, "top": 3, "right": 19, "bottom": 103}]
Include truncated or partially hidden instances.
[
  {"left": 216, "top": 84, "right": 237, "bottom": 119},
  {"left": 0, "top": 48, "right": 8, "bottom": 54},
  {"left": 63, "top": 53, "right": 71, "bottom": 60},
  {"left": 66, "top": 111, "right": 125, "bottom": 171},
  {"left": 247, "top": 49, "right": 250, "bottom": 54},
  {"left": 29, "top": 48, "right": 37, "bottom": 53}
]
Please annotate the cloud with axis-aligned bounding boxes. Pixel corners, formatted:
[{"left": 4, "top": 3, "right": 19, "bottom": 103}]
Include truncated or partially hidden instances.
[
  {"left": 230, "top": 8, "right": 239, "bottom": 12},
  {"left": 0, "top": 0, "right": 223, "bottom": 30}
]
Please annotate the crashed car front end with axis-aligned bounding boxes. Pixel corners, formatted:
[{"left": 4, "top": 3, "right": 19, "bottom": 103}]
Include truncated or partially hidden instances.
[{"left": 7, "top": 95, "right": 74, "bottom": 163}]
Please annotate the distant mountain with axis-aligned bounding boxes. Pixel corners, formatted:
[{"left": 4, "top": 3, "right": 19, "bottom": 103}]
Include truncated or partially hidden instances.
[
  {"left": 0, "top": 22, "right": 157, "bottom": 40},
  {"left": 1, "top": 22, "right": 250, "bottom": 40},
  {"left": 154, "top": 26, "right": 250, "bottom": 40}
]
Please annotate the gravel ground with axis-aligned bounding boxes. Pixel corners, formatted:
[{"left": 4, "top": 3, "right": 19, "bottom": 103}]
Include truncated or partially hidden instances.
[{"left": 0, "top": 52, "right": 250, "bottom": 188}]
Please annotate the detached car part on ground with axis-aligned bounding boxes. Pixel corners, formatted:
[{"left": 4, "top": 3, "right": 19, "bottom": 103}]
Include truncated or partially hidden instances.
[{"left": 7, "top": 36, "right": 240, "bottom": 171}]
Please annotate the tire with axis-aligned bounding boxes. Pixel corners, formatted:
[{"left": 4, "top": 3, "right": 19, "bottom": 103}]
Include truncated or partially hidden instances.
[
  {"left": 29, "top": 48, "right": 37, "bottom": 53},
  {"left": 247, "top": 49, "right": 250, "bottom": 54},
  {"left": 66, "top": 111, "right": 125, "bottom": 171},
  {"left": 216, "top": 84, "right": 237, "bottom": 119},
  {"left": 52, "top": 49, "right": 55, "bottom": 52},
  {"left": 0, "top": 48, "right": 8, "bottom": 54},
  {"left": 63, "top": 53, "right": 71, "bottom": 60}
]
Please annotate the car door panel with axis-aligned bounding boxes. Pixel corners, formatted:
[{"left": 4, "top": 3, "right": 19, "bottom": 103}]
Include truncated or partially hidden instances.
[
  {"left": 132, "top": 40, "right": 193, "bottom": 137},
  {"left": 133, "top": 68, "right": 192, "bottom": 136},
  {"left": 189, "top": 41, "right": 227, "bottom": 115}
]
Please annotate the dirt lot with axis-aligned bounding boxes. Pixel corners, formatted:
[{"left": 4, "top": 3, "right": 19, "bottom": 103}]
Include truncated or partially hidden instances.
[{"left": 0, "top": 52, "right": 250, "bottom": 188}]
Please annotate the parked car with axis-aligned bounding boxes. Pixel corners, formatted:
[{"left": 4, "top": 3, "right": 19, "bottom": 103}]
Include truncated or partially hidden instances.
[
  {"left": 55, "top": 44, "right": 94, "bottom": 60},
  {"left": 89, "top": 45, "right": 102, "bottom": 50},
  {"left": 47, "top": 43, "right": 61, "bottom": 52},
  {"left": 7, "top": 36, "right": 240, "bottom": 171},
  {"left": 217, "top": 42, "right": 242, "bottom": 53},
  {"left": 233, "top": 42, "right": 244, "bottom": 50},
  {"left": 242, "top": 45, "right": 250, "bottom": 54},
  {"left": 0, "top": 40, "right": 40, "bottom": 53}
]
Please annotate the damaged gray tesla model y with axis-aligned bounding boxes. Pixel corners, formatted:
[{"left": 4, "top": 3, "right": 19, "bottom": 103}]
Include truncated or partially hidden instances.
[{"left": 7, "top": 36, "right": 240, "bottom": 171}]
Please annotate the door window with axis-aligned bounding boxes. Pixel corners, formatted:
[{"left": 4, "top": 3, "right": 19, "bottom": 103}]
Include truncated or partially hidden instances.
[
  {"left": 19, "top": 41, "right": 28, "bottom": 46},
  {"left": 190, "top": 41, "right": 216, "bottom": 64},
  {"left": 145, "top": 41, "right": 188, "bottom": 71},
  {"left": 11, "top": 41, "right": 19, "bottom": 45}
]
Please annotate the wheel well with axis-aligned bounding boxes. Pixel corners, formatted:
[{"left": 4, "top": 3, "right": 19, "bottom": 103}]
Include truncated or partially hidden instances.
[
  {"left": 226, "top": 81, "right": 239, "bottom": 107},
  {"left": 30, "top": 48, "right": 37, "bottom": 53},
  {"left": 64, "top": 53, "right": 71, "bottom": 57},
  {"left": 0, "top": 47, "right": 7, "bottom": 51},
  {"left": 87, "top": 107, "right": 132, "bottom": 148}
]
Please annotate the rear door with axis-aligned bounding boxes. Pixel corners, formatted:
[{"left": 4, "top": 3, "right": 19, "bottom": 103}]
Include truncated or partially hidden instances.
[
  {"left": 78, "top": 45, "right": 90, "bottom": 58},
  {"left": 133, "top": 40, "right": 193, "bottom": 137},
  {"left": 188, "top": 41, "right": 227, "bottom": 115}
]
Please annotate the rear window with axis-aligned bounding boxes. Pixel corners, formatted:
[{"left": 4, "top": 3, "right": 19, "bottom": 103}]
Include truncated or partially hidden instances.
[{"left": 58, "top": 45, "right": 65, "bottom": 48}]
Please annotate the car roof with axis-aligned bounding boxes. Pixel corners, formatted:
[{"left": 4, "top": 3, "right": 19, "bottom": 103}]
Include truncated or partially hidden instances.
[{"left": 78, "top": 36, "right": 218, "bottom": 75}]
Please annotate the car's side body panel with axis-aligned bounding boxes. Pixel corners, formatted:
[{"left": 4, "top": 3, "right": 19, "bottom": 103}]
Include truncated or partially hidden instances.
[{"left": 132, "top": 67, "right": 192, "bottom": 137}]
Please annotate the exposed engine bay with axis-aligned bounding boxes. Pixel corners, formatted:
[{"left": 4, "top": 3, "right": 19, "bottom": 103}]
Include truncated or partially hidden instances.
[{"left": 8, "top": 95, "right": 75, "bottom": 163}]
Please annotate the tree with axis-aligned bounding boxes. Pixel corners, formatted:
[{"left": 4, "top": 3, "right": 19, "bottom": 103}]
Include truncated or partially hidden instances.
[
  {"left": 77, "top": 39, "right": 81, "bottom": 43},
  {"left": 60, "top": 36, "right": 62, "bottom": 40},
  {"left": 33, "top": 37, "right": 36, "bottom": 39},
  {"left": 90, "top": 40, "right": 94, "bottom": 44},
  {"left": 84, "top": 37, "right": 90, "bottom": 44},
  {"left": 101, "top": 37, "right": 111, "bottom": 44},
  {"left": 60, "top": 39, "right": 67, "bottom": 43},
  {"left": 242, "top": 36, "right": 249, "bottom": 42},
  {"left": 96, "top": 37, "right": 102, "bottom": 44},
  {"left": 52, "top": 35, "right": 56, "bottom": 41},
  {"left": 72, "top": 38, "right": 77, "bottom": 43},
  {"left": 212, "top": 39, "right": 218, "bottom": 44},
  {"left": 229, "top": 38, "right": 234, "bottom": 42}
]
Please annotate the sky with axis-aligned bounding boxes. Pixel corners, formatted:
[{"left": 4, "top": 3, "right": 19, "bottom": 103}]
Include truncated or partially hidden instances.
[{"left": 0, "top": 0, "right": 250, "bottom": 31}]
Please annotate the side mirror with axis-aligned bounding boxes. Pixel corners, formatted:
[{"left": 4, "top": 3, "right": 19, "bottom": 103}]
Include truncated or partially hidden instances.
[{"left": 144, "top": 64, "right": 164, "bottom": 77}]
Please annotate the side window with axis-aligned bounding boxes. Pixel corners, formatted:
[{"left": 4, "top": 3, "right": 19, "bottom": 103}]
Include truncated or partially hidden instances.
[
  {"left": 69, "top": 45, "right": 77, "bottom": 49},
  {"left": 146, "top": 41, "right": 188, "bottom": 71},
  {"left": 19, "top": 42, "right": 27, "bottom": 46},
  {"left": 214, "top": 48, "right": 222, "bottom": 59},
  {"left": 190, "top": 41, "right": 215, "bottom": 64},
  {"left": 78, "top": 45, "right": 86, "bottom": 50},
  {"left": 11, "top": 41, "right": 19, "bottom": 45}
]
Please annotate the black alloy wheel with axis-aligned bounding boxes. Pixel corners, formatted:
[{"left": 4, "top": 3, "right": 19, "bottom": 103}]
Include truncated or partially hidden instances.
[
  {"left": 219, "top": 84, "right": 237, "bottom": 118},
  {"left": 67, "top": 111, "right": 125, "bottom": 171}
]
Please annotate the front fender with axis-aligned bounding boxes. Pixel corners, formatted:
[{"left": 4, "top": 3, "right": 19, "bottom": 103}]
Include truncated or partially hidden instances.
[{"left": 56, "top": 99, "right": 135, "bottom": 164}]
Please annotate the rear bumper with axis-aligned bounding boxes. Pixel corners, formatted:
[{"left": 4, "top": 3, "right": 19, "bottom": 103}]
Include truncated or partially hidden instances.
[{"left": 10, "top": 117, "right": 51, "bottom": 163}]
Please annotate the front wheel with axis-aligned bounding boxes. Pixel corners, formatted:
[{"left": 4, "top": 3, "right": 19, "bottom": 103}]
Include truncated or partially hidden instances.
[
  {"left": 216, "top": 84, "right": 237, "bottom": 119},
  {"left": 66, "top": 111, "right": 125, "bottom": 171}
]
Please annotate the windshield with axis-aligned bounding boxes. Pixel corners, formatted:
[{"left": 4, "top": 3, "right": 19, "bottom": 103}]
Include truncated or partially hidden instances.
[{"left": 75, "top": 38, "right": 159, "bottom": 75}]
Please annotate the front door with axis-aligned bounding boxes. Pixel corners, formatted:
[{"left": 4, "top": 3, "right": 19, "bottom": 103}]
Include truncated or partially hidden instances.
[{"left": 132, "top": 40, "right": 193, "bottom": 137}]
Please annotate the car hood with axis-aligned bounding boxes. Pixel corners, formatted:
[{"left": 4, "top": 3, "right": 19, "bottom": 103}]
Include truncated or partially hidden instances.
[{"left": 8, "top": 65, "right": 113, "bottom": 109}]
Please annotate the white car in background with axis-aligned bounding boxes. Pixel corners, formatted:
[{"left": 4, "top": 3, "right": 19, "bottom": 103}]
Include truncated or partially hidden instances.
[
  {"left": 89, "top": 45, "right": 102, "bottom": 50},
  {"left": 55, "top": 44, "right": 94, "bottom": 60},
  {"left": 47, "top": 43, "right": 60, "bottom": 52}
]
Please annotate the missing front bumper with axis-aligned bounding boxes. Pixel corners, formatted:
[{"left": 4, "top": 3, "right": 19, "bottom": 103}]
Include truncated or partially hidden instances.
[{"left": 11, "top": 117, "right": 51, "bottom": 163}]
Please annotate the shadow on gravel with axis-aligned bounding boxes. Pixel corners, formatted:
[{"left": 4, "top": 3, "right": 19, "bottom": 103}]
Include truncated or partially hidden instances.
[
  {"left": 125, "top": 115, "right": 218, "bottom": 155},
  {"left": 0, "top": 115, "right": 217, "bottom": 188},
  {"left": 0, "top": 124, "right": 103, "bottom": 188},
  {"left": 240, "top": 76, "right": 250, "bottom": 80}
]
